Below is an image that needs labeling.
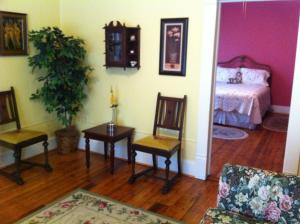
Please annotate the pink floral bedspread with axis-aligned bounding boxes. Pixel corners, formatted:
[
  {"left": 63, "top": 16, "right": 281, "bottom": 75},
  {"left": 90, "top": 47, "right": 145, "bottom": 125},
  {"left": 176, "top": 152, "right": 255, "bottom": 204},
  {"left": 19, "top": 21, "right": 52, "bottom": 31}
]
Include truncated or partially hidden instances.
[{"left": 214, "top": 82, "right": 271, "bottom": 124}]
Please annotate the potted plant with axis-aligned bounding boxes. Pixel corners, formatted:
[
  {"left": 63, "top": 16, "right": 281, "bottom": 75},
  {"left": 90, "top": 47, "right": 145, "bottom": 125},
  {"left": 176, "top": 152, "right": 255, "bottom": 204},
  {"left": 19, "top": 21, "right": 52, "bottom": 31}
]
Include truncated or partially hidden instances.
[{"left": 28, "top": 27, "right": 92, "bottom": 154}]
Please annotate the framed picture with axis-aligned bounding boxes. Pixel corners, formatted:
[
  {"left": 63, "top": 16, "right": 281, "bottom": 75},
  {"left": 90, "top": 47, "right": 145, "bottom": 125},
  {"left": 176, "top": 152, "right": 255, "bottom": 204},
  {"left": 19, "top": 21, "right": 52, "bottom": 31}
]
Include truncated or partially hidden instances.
[
  {"left": 159, "top": 18, "right": 188, "bottom": 76},
  {"left": 0, "top": 11, "right": 28, "bottom": 56}
]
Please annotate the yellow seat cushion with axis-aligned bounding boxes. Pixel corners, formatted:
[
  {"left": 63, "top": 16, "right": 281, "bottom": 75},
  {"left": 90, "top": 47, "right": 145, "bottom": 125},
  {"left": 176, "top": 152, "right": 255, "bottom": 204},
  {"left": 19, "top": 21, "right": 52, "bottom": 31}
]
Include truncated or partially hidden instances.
[
  {"left": 0, "top": 129, "right": 46, "bottom": 144},
  {"left": 134, "top": 135, "right": 180, "bottom": 151}
]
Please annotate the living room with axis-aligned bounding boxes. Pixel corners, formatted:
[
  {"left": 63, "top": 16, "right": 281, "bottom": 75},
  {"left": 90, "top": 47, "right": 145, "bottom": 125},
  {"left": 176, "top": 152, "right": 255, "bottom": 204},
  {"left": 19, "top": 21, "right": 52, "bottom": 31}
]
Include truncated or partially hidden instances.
[{"left": 0, "top": 0, "right": 300, "bottom": 223}]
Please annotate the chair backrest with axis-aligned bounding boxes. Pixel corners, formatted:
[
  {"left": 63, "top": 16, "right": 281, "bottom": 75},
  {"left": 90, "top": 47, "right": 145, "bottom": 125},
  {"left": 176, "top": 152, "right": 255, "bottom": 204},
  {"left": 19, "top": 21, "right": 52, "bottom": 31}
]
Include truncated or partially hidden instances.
[
  {"left": 153, "top": 92, "right": 187, "bottom": 140},
  {"left": 0, "top": 87, "right": 21, "bottom": 129}
]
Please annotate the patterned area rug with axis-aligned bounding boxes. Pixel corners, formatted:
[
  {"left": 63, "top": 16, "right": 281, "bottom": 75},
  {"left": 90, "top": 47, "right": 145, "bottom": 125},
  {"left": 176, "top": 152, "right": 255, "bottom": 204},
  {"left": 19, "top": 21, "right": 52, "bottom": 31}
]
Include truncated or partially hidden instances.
[
  {"left": 213, "top": 125, "right": 248, "bottom": 140},
  {"left": 17, "top": 189, "right": 182, "bottom": 224},
  {"left": 263, "top": 114, "right": 289, "bottom": 132}
]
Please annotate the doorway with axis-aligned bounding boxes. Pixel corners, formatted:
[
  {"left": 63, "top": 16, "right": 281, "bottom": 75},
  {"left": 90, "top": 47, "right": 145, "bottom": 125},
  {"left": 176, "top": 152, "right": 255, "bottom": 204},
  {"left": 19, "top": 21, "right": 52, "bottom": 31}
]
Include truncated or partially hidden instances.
[
  {"left": 195, "top": 0, "right": 300, "bottom": 180},
  {"left": 208, "top": 1, "right": 299, "bottom": 179}
]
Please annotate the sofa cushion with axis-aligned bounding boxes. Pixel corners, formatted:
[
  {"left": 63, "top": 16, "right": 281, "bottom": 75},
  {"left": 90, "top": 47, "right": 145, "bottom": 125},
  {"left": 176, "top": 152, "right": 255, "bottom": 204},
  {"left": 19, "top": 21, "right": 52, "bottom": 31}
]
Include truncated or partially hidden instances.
[
  {"left": 200, "top": 208, "right": 269, "bottom": 224},
  {"left": 217, "top": 164, "right": 300, "bottom": 223}
]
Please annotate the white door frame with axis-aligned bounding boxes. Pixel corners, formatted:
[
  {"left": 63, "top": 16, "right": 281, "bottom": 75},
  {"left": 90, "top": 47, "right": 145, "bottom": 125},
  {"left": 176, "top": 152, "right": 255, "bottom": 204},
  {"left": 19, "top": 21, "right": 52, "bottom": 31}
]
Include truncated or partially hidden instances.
[
  {"left": 194, "top": 0, "right": 219, "bottom": 179},
  {"left": 195, "top": 0, "right": 300, "bottom": 179},
  {"left": 283, "top": 15, "right": 300, "bottom": 174}
]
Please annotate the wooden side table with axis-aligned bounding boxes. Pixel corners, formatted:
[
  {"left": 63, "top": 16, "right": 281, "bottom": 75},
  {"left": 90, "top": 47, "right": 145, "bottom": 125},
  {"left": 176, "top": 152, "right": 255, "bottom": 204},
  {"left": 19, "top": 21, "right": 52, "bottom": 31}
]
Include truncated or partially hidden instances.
[{"left": 82, "top": 124, "right": 134, "bottom": 174}]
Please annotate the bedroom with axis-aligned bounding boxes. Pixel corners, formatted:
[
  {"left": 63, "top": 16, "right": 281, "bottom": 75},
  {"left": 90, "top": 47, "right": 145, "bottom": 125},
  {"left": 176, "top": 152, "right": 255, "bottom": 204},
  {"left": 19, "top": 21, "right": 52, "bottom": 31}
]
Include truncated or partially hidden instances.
[{"left": 210, "top": 0, "right": 299, "bottom": 179}]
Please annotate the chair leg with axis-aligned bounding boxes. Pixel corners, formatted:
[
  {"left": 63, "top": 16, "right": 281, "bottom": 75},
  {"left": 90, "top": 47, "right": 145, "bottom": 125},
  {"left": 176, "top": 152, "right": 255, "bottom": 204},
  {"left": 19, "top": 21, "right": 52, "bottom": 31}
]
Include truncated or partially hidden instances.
[
  {"left": 162, "top": 157, "right": 171, "bottom": 194},
  {"left": 128, "top": 149, "right": 137, "bottom": 184},
  {"left": 104, "top": 142, "right": 108, "bottom": 160},
  {"left": 152, "top": 154, "right": 157, "bottom": 170},
  {"left": 13, "top": 148, "right": 24, "bottom": 185},
  {"left": 177, "top": 148, "right": 182, "bottom": 175},
  {"left": 43, "top": 140, "right": 52, "bottom": 172}
]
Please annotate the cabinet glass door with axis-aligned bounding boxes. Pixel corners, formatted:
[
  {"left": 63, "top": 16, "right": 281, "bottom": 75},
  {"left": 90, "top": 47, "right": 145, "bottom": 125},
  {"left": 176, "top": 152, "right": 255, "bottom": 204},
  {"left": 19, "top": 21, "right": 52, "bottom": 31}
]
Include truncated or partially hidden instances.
[{"left": 109, "top": 32, "right": 122, "bottom": 63}]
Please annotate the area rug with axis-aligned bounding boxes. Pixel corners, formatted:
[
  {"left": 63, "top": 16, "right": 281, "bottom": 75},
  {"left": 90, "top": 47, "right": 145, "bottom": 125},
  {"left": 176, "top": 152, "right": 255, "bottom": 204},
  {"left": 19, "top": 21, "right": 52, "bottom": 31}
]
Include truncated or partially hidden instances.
[
  {"left": 263, "top": 114, "right": 289, "bottom": 132},
  {"left": 212, "top": 125, "right": 248, "bottom": 140},
  {"left": 17, "top": 189, "right": 182, "bottom": 224}
]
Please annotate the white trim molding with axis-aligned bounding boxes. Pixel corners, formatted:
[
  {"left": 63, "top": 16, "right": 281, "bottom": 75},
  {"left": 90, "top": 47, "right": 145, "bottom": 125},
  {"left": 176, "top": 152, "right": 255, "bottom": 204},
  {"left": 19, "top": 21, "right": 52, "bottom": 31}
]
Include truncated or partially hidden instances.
[
  {"left": 78, "top": 136, "right": 197, "bottom": 177},
  {"left": 271, "top": 105, "right": 290, "bottom": 114},
  {"left": 283, "top": 14, "right": 300, "bottom": 175},
  {"left": 194, "top": 153, "right": 209, "bottom": 180},
  {"left": 0, "top": 137, "right": 57, "bottom": 168},
  {"left": 195, "top": 0, "right": 219, "bottom": 180}
]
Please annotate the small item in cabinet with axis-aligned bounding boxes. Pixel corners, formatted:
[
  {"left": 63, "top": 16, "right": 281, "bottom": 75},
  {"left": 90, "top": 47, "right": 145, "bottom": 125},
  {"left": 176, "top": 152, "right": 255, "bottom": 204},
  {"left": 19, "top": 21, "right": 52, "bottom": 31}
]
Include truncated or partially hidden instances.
[
  {"left": 103, "top": 21, "right": 140, "bottom": 69},
  {"left": 130, "top": 61, "right": 137, "bottom": 67},
  {"left": 130, "top": 35, "right": 136, "bottom": 41}
]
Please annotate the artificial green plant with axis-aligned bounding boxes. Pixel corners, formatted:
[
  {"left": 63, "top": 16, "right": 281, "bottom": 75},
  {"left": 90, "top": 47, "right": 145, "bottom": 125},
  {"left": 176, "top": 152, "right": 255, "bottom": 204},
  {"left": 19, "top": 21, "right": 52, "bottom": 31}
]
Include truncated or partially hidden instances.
[{"left": 28, "top": 27, "right": 92, "bottom": 128}]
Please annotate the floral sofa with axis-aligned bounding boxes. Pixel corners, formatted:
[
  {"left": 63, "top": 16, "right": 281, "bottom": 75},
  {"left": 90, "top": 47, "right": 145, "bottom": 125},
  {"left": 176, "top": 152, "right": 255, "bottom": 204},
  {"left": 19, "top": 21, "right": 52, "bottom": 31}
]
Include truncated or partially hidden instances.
[{"left": 200, "top": 164, "right": 300, "bottom": 223}]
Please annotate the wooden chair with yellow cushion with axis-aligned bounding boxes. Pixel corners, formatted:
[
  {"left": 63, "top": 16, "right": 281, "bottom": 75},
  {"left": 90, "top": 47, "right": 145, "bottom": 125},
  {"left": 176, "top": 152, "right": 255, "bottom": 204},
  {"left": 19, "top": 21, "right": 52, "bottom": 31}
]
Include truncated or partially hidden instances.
[
  {"left": 0, "top": 87, "right": 52, "bottom": 185},
  {"left": 128, "top": 92, "right": 187, "bottom": 194}
]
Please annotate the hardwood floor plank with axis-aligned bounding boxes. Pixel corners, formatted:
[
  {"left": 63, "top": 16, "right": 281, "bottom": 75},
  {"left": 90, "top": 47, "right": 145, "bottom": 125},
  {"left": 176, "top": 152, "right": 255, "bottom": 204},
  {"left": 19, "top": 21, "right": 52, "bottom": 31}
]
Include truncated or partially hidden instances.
[
  {"left": 181, "top": 181, "right": 217, "bottom": 224},
  {"left": 0, "top": 125, "right": 286, "bottom": 223},
  {"left": 210, "top": 127, "right": 286, "bottom": 179},
  {"left": 0, "top": 150, "right": 217, "bottom": 223}
]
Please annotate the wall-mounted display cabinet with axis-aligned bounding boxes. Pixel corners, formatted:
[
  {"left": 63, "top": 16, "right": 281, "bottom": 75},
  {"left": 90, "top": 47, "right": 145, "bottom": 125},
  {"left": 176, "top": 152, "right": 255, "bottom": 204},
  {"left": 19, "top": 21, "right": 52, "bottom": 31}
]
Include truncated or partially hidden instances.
[{"left": 104, "top": 21, "right": 140, "bottom": 70}]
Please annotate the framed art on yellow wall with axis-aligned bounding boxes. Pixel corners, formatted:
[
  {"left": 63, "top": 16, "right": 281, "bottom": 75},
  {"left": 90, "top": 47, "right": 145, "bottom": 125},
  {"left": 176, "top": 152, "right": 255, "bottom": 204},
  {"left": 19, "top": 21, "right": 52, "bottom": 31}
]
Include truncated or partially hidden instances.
[
  {"left": 159, "top": 18, "right": 188, "bottom": 76},
  {"left": 0, "top": 11, "right": 28, "bottom": 56}
]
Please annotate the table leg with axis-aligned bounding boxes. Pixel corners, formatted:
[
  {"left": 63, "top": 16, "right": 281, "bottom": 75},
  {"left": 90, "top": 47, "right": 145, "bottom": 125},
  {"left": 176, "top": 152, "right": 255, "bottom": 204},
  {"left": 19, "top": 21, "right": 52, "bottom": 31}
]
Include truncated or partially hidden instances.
[
  {"left": 127, "top": 136, "right": 132, "bottom": 164},
  {"left": 110, "top": 143, "right": 115, "bottom": 174},
  {"left": 104, "top": 142, "right": 108, "bottom": 160},
  {"left": 85, "top": 138, "right": 90, "bottom": 168}
]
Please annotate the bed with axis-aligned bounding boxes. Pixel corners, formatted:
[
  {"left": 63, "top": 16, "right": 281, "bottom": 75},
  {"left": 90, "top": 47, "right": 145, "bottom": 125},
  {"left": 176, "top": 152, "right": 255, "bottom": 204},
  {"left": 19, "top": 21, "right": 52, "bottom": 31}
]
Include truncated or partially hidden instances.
[{"left": 214, "top": 55, "right": 272, "bottom": 129}]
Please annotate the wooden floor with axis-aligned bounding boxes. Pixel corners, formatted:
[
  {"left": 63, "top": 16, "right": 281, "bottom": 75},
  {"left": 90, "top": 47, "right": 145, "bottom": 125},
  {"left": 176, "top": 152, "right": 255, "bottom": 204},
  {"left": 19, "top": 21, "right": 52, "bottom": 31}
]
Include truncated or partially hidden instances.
[
  {"left": 210, "top": 127, "right": 286, "bottom": 179},
  {"left": 0, "top": 150, "right": 217, "bottom": 224}
]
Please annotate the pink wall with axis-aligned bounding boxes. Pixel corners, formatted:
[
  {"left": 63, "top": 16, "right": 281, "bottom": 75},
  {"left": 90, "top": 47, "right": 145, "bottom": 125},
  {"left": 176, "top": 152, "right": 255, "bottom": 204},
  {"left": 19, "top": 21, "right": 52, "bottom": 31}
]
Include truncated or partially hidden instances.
[{"left": 218, "top": 1, "right": 300, "bottom": 106}]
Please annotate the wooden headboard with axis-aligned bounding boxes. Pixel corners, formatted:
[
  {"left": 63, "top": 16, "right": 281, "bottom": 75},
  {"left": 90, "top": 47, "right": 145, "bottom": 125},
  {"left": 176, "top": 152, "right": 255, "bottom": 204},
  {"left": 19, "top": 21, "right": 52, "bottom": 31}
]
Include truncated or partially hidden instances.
[{"left": 218, "top": 55, "right": 272, "bottom": 86}]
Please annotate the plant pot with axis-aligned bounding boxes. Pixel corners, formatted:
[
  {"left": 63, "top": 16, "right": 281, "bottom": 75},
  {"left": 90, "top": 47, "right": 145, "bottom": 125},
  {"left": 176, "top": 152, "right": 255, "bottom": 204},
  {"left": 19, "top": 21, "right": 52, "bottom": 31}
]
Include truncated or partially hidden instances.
[{"left": 55, "top": 126, "right": 80, "bottom": 154}]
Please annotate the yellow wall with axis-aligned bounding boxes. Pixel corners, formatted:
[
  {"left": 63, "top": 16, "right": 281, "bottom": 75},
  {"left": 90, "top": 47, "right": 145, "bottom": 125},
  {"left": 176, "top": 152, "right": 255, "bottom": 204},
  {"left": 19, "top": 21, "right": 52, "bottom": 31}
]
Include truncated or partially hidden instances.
[
  {"left": 60, "top": 0, "right": 204, "bottom": 160},
  {"left": 0, "top": 0, "right": 61, "bottom": 134}
]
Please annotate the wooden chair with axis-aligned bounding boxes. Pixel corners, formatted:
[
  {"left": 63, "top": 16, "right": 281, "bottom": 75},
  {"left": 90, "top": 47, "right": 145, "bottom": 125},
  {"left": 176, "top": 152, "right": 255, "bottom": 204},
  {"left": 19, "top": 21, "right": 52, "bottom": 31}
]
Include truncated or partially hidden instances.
[
  {"left": 0, "top": 87, "right": 52, "bottom": 185},
  {"left": 128, "top": 92, "right": 187, "bottom": 194}
]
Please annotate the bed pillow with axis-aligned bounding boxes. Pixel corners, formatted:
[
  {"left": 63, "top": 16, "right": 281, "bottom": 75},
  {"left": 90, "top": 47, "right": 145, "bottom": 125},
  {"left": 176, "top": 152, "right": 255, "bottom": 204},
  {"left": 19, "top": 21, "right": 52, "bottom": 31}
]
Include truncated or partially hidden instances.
[
  {"left": 241, "top": 68, "right": 270, "bottom": 86},
  {"left": 216, "top": 66, "right": 240, "bottom": 83}
]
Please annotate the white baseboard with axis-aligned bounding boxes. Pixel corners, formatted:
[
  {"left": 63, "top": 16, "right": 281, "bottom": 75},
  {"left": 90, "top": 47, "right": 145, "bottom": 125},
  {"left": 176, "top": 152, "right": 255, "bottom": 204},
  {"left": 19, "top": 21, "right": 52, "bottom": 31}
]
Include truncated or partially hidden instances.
[
  {"left": 0, "top": 132, "right": 199, "bottom": 178},
  {"left": 271, "top": 105, "right": 290, "bottom": 114},
  {"left": 78, "top": 137, "right": 197, "bottom": 177},
  {"left": 194, "top": 153, "right": 209, "bottom": 180},
  {"left": 0, "top": 137, "right": 57, "bottom": 168}
]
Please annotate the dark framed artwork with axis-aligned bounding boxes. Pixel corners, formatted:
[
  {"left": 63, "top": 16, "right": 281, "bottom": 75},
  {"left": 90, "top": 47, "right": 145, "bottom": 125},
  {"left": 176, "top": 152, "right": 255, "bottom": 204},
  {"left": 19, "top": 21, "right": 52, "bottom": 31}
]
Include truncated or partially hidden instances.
[
  {"left": 0, "top": 11, "right": 28, "bottom": 56},
  {"left": 159, "top": 18, "right": 188, "bottom": 76}
]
